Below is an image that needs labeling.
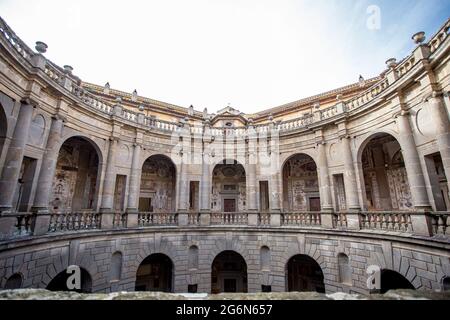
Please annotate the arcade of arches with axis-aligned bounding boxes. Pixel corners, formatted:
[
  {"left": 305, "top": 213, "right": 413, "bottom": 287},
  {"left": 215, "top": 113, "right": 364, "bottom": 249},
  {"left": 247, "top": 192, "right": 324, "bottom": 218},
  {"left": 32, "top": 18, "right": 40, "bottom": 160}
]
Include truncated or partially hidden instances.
[{"left": 1, "top": 125, "right": 448, "bottom": 214}]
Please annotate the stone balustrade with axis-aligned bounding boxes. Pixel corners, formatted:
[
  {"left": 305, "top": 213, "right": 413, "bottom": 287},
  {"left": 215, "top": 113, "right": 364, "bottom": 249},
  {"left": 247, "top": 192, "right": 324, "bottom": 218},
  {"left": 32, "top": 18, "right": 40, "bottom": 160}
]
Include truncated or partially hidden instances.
[
  {"left": 360, "top": 211, "right": 413, "bottom": 233},
  {"left": 113, "top": 212, "right": 128, "bottom": 229},
  {"left": 258, "top": 213, "right": 271, "bottom": 226},
  {"left": 430, "top": 212, "right": 450, "bottom": 236},
  {"left": 333, "top": 212, "right": 348, "bottom": 228},
  {"left": 47, "top": 211, "right": 101, "bottom": 233},
  {"left": 210, "top": 212, "right": 249, "bottom": 225},
  {"left": 137, "top": 212, "right": 178, "bottom": 226},
  {"left": 281, "top": 212, "right": 321, "bottom": 227},
  {"left": 1, "top": 15, "right": 448, "bottom": 140},
  {"left": 0, "top": 211, "right": 448, "bottom": 241}
]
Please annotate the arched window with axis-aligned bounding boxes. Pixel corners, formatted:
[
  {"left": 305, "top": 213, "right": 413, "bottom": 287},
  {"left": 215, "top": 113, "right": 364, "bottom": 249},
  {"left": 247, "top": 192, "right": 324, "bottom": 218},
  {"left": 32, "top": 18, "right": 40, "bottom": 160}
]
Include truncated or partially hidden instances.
[
  {"left": 260, "top": 246, "right": 271, "bottom": 271},
  {"left": 188, "top": 245, "right": 199, "bottom": 270},
  {"left": 110, "top": 251, "right": 123, "bottom": 281},
  {"left": 5, "top": 273, "right": 23, "bottom": 289},
  {"left": 337, "top": 253, "right": 351, "bottom": 284}
]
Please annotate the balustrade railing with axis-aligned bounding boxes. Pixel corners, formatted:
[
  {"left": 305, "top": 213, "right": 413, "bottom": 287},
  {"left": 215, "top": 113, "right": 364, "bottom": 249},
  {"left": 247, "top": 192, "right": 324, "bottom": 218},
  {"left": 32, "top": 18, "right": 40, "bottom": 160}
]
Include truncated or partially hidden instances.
[
  {"left": 113, "top": 213, "right": 128, "bottom": 228},
  {"left": 138, "top": 212, "right": 178, "bottom": 226},
  {"left": 281, "top": 212, "right": 321, "bottom": 227},
  {"left": 333, "top": 212, "right": 348, "bottom": 228},
  {"left": 1, "top": 16, "right": 449, "bottom": 140},
  {"left": 3, "top": 210, "right": 450, "bottom": 241},
  {"left": 48, "top": 211, "right": 101, "bottom": 232},
  {"left": 360, "top": 211, "right": 412, "bottom": 233},
  {"left": 188, "top": 212, "right": 200, "bottom": 226},
  {"left": 210, "top": 213, "right": 248, "bottom": 225},
  {"left": 430, "top": 212, "right": 450, "bottom": 236},
  {"left": 258, "top": 213, "right": 271, "bottom": 226}
]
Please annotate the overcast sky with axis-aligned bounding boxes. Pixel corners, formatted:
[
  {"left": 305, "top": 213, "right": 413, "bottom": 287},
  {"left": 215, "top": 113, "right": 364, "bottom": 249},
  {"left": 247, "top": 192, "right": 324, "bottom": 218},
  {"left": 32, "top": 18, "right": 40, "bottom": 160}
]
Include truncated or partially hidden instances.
[{"left": 1, "top": 0, "right": 449, "bottom": 113}]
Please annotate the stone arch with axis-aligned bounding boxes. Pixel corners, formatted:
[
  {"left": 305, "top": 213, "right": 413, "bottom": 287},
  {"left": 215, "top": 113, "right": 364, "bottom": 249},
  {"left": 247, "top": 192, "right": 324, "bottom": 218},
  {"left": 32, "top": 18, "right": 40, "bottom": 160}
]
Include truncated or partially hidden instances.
[
  {"left": 46, "top": 266, "right": 93, "bottom": 293},
  {"left": 441, "top": 276, "right": 450, "bottom": 291},
  {"left": 281, "top": 153, "right": 320, "bottom": 212},
  {"left": 211, "top": 250, "right": 248, "bottom": 293},
  {"left": 133, "top": 240, "right": 179, "bottom": 277},
  {"left": 51, "top": 135, "right": 103, "bottom": 212},
  {"left": 57, "top": 133, "right": 105, "bottom": 164},
  {"left": 355, "top": 129, "right": 401, "bottom": 162},
  {"left": 379, "top": 269, "right": 415, "bottom": 293},
  {"left": 139, "top": 154, "right": 177, "bottom": 212},
  {"left": 135, "top": 253, "right": 174, "bottom": 292},
  {"left": 285, "top": 254, "right": 325, "bottom": 293},
  {"left": 355, "top": 131, "right": 413, "bottom": 211},
  {"left": 4, "top": 272, "right": 23, "bottom": 289},
  {"left": 211, "top": 159, "right": 247, "bottom": 212},
  {"left": 206, "top": 238, "right": 252, "bottom": 269}
]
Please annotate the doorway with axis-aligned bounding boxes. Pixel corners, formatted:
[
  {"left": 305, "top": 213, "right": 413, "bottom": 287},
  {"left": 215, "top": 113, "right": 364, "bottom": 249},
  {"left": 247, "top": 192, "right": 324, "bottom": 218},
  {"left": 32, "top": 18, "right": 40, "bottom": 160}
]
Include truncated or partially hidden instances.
[{"left": 224, "top": 199, "right": 236, "bottom": 212}]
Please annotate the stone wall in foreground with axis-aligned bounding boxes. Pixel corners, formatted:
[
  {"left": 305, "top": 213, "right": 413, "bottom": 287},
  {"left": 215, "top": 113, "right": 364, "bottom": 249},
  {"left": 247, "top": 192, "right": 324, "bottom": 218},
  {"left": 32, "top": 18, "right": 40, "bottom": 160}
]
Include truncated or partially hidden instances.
[{"left": 0, "top": 228, "right": 448, "bottom": 293}]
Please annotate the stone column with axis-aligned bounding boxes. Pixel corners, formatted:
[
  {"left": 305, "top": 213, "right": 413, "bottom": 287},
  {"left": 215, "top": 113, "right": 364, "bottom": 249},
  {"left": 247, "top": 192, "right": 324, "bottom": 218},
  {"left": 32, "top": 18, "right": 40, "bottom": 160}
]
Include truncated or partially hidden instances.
[
  {"left": 340, "top": 136, "right": 361, "bottom": 230},
  {"left": 126, "top": 142, "right": 141, "bottom": 228},
  {"left": 100, "top": 138, "right": 118, "bottom": 228},
  {"left": 200, "top": 149, "right": 211, "bottom": 225},
  {"left": 397, "top": 111, "right": 432, "bottom": 209},
  {"left": 247, "top": 127, "right": 258, "bottom": 214},
  {"left": 0, "top": 100, "right": 34, "bottom": 213},
  {"left": 428, "top": 92, "right": 450, "bottom": 191},
  {"left": 317, "top": 141, "right": 334, "bottom": 228},
  {"left": 269, "top": 125, "right": 282, "bottom": 226},
  {"left": 31, "top": 115, "right": 64, "bottom": 235}
]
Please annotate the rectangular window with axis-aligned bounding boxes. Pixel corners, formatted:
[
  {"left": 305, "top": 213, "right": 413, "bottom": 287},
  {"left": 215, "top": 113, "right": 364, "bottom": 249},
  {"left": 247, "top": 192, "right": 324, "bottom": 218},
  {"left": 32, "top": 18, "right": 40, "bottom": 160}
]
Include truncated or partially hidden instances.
[
  {"left": 188, "top": 284, "right": 198, "bottom": 293},
  {"left": 261, "top": 285, "right": 272, "bottom": 292}
]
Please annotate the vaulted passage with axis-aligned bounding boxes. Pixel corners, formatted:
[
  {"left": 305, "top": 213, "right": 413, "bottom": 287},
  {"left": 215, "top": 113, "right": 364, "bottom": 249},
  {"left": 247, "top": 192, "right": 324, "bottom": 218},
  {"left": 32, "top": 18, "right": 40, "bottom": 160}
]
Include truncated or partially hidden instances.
[
  {"left": 282, "top": 154, "right": 320, "bottom": 212},
  {"left": 286, "top": 254, "right": 325, "bottom": 293},
  {"left": 211, "top": 160, "right": 246, "bottom": 212},
  {"left": 380, "top": 269, "right": 415, "bottom": 293},
  {"left": 361, "top": 134, "right": 412, "bottom": 211},
  {"left": 211, "top": 251, "right": 248, "bottom": 293},
  {"left": 139, "top": 155, "right": 176, "bottom": 212},
  {"left": 50, "top": 137, "right": 100, "bottom": 212},
  {"left": 46, "top": 268, "right": 92, "bottom": 293},
  {"left": 135, "top": 253, "right": 173, "bottom": 292}
]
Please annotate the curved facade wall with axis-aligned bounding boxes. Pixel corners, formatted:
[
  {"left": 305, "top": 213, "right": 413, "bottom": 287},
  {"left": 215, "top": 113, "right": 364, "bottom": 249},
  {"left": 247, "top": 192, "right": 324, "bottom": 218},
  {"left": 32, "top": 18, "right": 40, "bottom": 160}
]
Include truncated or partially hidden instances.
[{"left": 0, "top": 16, "right": 449, "bottom": 294}]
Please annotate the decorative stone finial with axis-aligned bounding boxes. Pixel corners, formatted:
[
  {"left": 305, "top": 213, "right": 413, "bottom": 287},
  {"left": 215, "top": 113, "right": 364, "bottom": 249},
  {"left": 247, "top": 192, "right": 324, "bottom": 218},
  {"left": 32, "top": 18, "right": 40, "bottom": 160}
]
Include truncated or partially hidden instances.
[
  {"left": 35, "top": 41, "right": 48, "bottom": 54},
  {"left": 385, "top": 58, "right": 397, "bottom": 68},
  {"left": 203, "top": 107, "right": 208, "bottom": 119},
  {"left": 131, "top": 89, "right": 138, "bottom": 102},
  {"left": 63, "top": 65, "right": 73, "bottom": 74},
  {"left": 104, "top": 82, "right": 110, "bottom": 94},
  {"left": 188, "top": 105, "right": 194, "bottom": 116},
  {"left": 359, "top": 75, "right": 366, "bottom": 87},
  {"left": 412, "top": 31, "right": 426, "bottom": 44}
]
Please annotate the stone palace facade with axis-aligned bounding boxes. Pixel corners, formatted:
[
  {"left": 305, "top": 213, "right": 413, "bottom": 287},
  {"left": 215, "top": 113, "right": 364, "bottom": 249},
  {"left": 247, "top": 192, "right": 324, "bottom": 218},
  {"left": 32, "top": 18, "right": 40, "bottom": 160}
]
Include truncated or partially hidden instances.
[{"left": 0, "top": 16, "right": 449, "bottom": 294}]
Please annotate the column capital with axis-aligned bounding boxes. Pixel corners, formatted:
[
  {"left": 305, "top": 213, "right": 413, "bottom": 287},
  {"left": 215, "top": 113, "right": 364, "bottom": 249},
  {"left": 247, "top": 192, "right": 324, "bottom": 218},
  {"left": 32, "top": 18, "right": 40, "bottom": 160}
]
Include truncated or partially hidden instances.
[{"left": 20, "top": 97, "right": 39, "bottom": 108}]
